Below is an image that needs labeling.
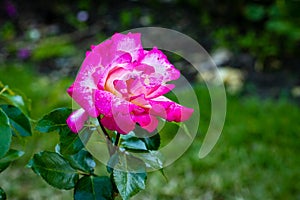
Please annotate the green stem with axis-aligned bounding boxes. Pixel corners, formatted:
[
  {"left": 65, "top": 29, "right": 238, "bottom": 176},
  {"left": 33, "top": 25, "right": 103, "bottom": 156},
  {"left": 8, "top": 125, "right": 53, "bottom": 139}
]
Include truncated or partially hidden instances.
[
  {"left": 97, "top": 116, "right": 111, "bottom": 141},
  {"left": 97, "top": 116, "right": 117, "bottom": 156},
  {"left": 114, "top": 132, "right": 120, "bottom": 146},
  {"left": 77, "top": 170, "right": 92, "bottom": 176}
]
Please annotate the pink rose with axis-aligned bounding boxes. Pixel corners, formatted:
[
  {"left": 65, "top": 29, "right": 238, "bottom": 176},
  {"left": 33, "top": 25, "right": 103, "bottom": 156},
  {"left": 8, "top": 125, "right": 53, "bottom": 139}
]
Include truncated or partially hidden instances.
[{"left": 67, "top": 33, "right": 193, "bottom": 134}]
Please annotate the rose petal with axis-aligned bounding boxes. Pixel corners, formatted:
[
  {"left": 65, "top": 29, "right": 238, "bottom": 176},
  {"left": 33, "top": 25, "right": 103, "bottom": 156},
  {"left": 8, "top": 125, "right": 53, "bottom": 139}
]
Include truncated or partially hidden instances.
[
  {"left": 71, "top": 66, "right": 100, "bottom": 117},
  {"left": 95, "top": 89, "right": 138, "bottom": 119},
  {"left": 67, "top": 83, "right": 74, "bottom": 97},
  {"left": 95, "top": 53, "right": 132, "bottom": 90},
  {"left": 113, "top": 79, "right": 128, "bottom": 97},
  {"left": 142, "top": 115, "right": 158, "bottom": 132},
  {"left": 92, "top": 38, "right": 114, "bottom": 67},
  {"left": 94, "top": 90, "right": 115, "bottom": 117},
  {"left": 111, "top": 32, "right": 143, "bottom": 61},
  {"left": 149, "top": 96, "right": 194, "bottom": 122},
  {"left": 101, "top": 115, "right": 135, "bottom": 134},
  {"left": 104, "top": 67, "right": 130, "bottom": 95},
  {"left": 146, "top": 84, "right": 175, "bottom": 99},
  {"left": 140, "top": 47, "right": 180, "bottom": 82},
  {"left": 126, "top": 76, "right": 145, "bottom": 96},
  {"left": 66, "top": 108, "right": 89, "bottom": 133},
  {"left": 130, "top": 94, "right": 151, "bottom": 108},
  {"left": 132, "top": 114, "right": 158, "bottom": 133},
  {"left": 70, "top": 50, "right": 105, "bottom": 117}
]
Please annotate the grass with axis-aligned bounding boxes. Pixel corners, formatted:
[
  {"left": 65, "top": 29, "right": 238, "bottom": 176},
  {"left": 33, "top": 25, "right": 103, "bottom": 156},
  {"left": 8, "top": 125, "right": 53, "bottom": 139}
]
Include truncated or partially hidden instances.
[{"left": 0, "top": 65, "right": 299, "bottom": 199}]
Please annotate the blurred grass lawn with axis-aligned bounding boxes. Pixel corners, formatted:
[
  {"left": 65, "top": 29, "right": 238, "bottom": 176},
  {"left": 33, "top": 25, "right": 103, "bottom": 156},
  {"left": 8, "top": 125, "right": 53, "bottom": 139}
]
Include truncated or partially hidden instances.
[{"left": 0, "top": 64, "right": 299, "bottom": 200}]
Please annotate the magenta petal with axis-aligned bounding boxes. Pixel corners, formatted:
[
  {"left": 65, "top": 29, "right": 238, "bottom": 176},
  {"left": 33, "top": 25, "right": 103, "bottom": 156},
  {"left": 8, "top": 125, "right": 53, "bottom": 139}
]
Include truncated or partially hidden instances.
[
  {"left": 142, "top": 115, "right": 158, "bottom": 132},
  {"left": 113, "top": 79, "right": 128, "bottom": 96},
  {"left": 95, "top": 54, "right": 132, "bottom": 91},
  {"left": 132, "top": 113, "right": 151, "bottom": 127},
  {"left": 111, "top": 32, "right": 143, "bottom": 61},
  {"left": 94, "top": 90, "right": 115, "bottom": 116},
  {"left": 112, "top": 52, "right": 132, "bottom": 66},
  {"left": 100, "top": 116, "right": 119, "bottom": 132},
  {"left": 132, "top": 114, "right": 158, "bottom": 133},
  {"left": 146, "top": 84, "right": 175, "bottom": 99},
  {"left": 95, "top": 89, "right": 140, "bottom": 116},
  {"left": 92, "top": 33, "right": 142, "bottom": 67},
  {"left": 67, "top": 84, "right": 74, "bottom": 97},
  {"left": 126, "top": 77, "right": 145, "bottom": 96},
  {"left": 66, "top": 109, "right": 89, "bottom": 133},
  {"left": 130, "top": 94, "right": 151, "bottom": 108},
  {"left": 114, "top": 113, "right": 136, "bottom": 134},
  {"left": 140, "top": 48, "right": 180, "bottom": 82},
  {"left": 101, "top": 115, "right": 135, "bottom": 134},
  {"left": 95, "top": 90, "right": 134, "bottom": 116},
  {"left": 85, "top": 51, "right": 91, "bottom": 57},
  {"left": 92, "top": 38, "right": 114, "bottom": 67},
  {"left": 70, "top": 50, "right": 104, "bottom": 117},
  {"left": 150, "top": 96, "right": 194, "bottom": 122},
  {"left": 95, "top": 90, "right": 139, "bottom": 134},
  {"left": 166, "top": 103, "right": 194, "bottom": 122},
  {"left": 90, "top": 45, "right": 96, "bottom": 50},
  {"left": 135, "top": 63, "right": 155, "bottom": 75}
]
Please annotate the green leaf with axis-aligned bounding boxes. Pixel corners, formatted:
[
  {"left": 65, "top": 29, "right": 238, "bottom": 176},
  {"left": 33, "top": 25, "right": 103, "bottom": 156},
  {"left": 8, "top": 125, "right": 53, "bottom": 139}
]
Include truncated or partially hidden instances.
[
  {"left": 0, "top": 83, "right": 30, "bottom": 116},
  {"left": 28, "top": 151, "right": 79, "bottom": 190},
  {"left": 133, "top": 126, "right": 160, "bottom": 150},
  {"left": 112, "top": 153, "right": 147, "bottom": 200},
  {"left": 120, "top": 128, "right": 160, "bottom": 152},
  {"left": 0, "top": 149, "right": 24, "bottom": 173},
  {"left": 65, "top": 149, "right": 96, "bottom": 173},
  {"left": 0, "top": 109, "right": 11, "bottom": 158},
  {"left": 0, "top": 105, "right": 32, "bottom": 137},
  {"left": 121, "top": 132, "right": 147, "bottom": 152},
  {"left": 106, "top": 153, "right": 119, "bottom": 174},
  {"left": 59, "top": 126, "right": 92, "bottom": 156},
  {"left": 35, "top": 108, "right": 72, "bottom": 133},
  {"left": 142, "top": 133, "right": 160, "bottom": 151},
  {"left": 59, "top": 128, "right": 84, "bottom": 155},
  {"left": 0, "top": 163, "right": 9, "bottom": 174},
  {"left": 132, "top": 151, "right": 163, "bottom": 170},
  {"left": 0, "top": 187, "right": 6, "bottom": 200},
  {"left": 74, "top": 176, "right": 114, "bottom": 200}
]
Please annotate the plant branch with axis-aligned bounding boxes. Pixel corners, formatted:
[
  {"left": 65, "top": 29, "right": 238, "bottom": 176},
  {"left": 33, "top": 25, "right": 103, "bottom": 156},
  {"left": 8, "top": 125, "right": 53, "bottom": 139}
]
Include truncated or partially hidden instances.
[
  {"left": 97, "top": 116, "right": 117, "bottom": 156},
  {"left": 114, "top": 132, "right": 120, "bottom": 146},
  {"left": 97, "top": 116, "right": 111, "bottom": 141}
]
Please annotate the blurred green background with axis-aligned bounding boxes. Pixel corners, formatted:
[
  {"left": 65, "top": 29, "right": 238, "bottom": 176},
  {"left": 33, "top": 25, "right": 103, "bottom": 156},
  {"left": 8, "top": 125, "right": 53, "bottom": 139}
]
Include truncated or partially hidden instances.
[{"left": 0, "top": 0, "right": 299, "bottom": 199}]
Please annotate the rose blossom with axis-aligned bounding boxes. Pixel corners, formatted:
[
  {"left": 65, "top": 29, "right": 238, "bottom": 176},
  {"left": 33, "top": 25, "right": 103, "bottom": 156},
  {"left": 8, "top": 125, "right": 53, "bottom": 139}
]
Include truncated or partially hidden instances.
[{"left": 67, "top": 33, "right": 193, "bottom": 134}]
